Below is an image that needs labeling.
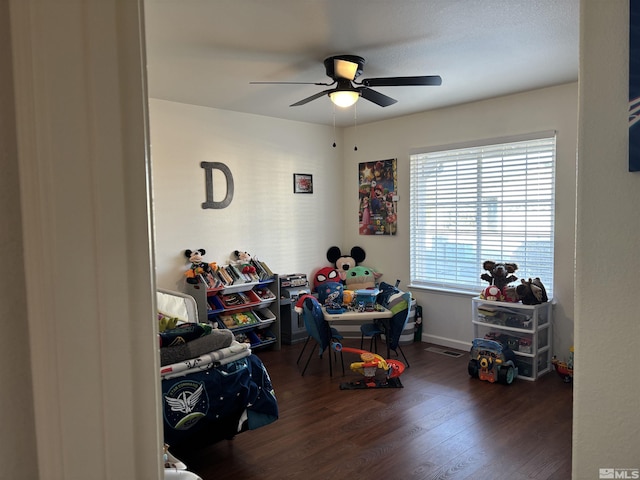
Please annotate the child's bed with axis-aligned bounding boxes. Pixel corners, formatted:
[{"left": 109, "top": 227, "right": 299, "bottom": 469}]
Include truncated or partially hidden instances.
[{"left": 157, "top": 289, "right": 278, "bottom": 452}]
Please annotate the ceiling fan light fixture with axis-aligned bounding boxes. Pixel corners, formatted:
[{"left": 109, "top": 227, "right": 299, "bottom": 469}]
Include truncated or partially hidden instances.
[{"left": 329, "top": 90, "right": 359, "bottom": 108}]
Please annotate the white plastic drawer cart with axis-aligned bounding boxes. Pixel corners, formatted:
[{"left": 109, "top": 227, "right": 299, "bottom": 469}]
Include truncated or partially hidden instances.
[{"left": 472, "top": 297, "right": 552, "bottom": 380}]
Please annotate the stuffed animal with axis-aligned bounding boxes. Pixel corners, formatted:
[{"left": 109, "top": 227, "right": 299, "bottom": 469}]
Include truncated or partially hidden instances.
[
  {"left": 516, "top": 278, "right": 548, "bottom": 305},
  {"left": 481, "top": 285, "right": 504, "bottom": 302},
  {"left": 312, "top": 266, "right": 341, "bottom": 292},
  {"left": 326, "top": 246, "right": 367, "bottom": 282},
  {"left": 184, "top": 249, "right": 214, "bottom": 284},
  {"left": 232, "top": 250, "right": 258, "bottom": 281},
  {"left": 344, "top": 265, "right": 382, "bottom": 290},
  {"left": 502, "top": 285, "right": 519, "bottom": 303},
  {"left": 480, "top": 260, "right": 518, "bottom": 291}
]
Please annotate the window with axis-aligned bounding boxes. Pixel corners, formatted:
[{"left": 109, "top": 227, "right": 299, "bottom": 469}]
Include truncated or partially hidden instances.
[{"left": 409, "top": 132, "right": 556, "bottom": 297}]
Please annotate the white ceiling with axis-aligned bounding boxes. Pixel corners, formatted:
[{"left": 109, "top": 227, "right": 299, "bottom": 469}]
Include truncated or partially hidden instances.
[{"left": 144, "top": 0, "right": 579, "bottom": 127}]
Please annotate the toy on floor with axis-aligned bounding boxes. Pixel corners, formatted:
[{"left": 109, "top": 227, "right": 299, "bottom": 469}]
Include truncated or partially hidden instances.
[
  {"left": 552, "top": 346, "right": 574, "bottom": 383},
  {"left": 468, "top": 338, "right": 518, "bottom": 385},
  {"left": 334, "top": 345, "right": 405, "bottom": 389}
]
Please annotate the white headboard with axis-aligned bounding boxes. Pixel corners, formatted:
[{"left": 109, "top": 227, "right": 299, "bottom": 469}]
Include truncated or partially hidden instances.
[{"left": 156, "top": 288, "right": 199, "bottom": 323}]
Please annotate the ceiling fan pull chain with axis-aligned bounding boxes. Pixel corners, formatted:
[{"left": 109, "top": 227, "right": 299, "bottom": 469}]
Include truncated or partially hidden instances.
[
  {"left": 332, "top": 105, "right": 337, "bottom": 148},
  {"left": 353, "top": 104, "right": 358, "bottom": 151}
]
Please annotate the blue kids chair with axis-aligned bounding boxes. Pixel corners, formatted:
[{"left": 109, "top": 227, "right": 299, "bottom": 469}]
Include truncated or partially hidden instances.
[
  {"left": 360, "top": 289, "right": 411, "bottom": 367},
  {"left": 296, "top": 296, "right": 344, "bottom": 376}
]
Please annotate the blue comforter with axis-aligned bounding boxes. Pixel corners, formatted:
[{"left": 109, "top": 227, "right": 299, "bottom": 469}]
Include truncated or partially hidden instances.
[{"left": 161, "top": 353, "right": 278, "bottom": 450}]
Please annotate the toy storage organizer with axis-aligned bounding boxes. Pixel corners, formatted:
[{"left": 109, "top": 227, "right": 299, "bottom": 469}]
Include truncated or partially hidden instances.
[
  {"left": 185, "top": 276, "right": 281, "bottom": 351},
  {"left": 472, "top": 297, "right": 552, "bottom": 380}
]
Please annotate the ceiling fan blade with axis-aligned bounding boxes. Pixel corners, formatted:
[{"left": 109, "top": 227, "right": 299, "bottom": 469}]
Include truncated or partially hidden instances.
[
  {"left": 360, "top": 75, "right": 443, "bottom": 87},
  {"left": 359, "top": 87, "right": 397, "bottom": 107},
  {"left": 290, "top": 88, "right": 334, "bottom": 107},
  {"left": 250, "top": 81, "right": 333, "bottom": 86}
]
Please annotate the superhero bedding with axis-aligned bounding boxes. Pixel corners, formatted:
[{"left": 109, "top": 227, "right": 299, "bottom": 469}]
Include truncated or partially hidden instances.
[{"left": 157, "top": 289, "right": 278, "bottom": 451}]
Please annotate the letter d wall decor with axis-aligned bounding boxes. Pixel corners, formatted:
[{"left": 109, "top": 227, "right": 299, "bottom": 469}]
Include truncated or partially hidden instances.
[{"left": 201, "top": 162, "right": 234, "bottom": 209}]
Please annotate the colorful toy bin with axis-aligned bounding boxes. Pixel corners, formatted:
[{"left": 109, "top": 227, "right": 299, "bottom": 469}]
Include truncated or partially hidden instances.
[{"left": 354, "top": 288, "right": 380, "bottom": 311}]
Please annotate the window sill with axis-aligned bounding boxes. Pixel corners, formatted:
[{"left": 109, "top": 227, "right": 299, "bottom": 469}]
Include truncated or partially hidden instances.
[{"left": 407, "top": 284, "right": 480, "bottom": 298}]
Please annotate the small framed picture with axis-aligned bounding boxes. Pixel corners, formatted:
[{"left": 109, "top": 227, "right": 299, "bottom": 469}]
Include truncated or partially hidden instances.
[{"left": 293, "top": 173, "right": 313, "bottom": 194}]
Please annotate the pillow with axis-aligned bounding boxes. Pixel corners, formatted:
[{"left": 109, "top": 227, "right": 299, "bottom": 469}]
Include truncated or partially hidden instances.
[{"left": 156, "top": 291, "right": 189, "bottom": 321}]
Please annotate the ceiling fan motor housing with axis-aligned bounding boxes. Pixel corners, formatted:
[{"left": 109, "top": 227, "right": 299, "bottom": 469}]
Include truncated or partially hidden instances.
[{"left": 324, "top": 55, "right": 365, "bottom": 80}]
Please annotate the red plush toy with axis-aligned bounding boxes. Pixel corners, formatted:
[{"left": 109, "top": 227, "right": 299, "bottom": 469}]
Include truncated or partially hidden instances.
[
  {"left": 312, "top": 266, "right": 341, "bottom": 292},
  {"left": 481, "top": 285, "right": 504, "bottom": 302}
]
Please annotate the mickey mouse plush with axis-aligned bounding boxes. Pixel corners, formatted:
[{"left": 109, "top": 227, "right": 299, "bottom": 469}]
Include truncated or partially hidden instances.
[
  {"left": 233, "top": 250, "right": 258, "bottom": 280},
  {"left": 184, "top": 249, "right": 213, "bottom": 284},
  {"left": 326, "top": 246, "right": 366, "bottom": 282}
]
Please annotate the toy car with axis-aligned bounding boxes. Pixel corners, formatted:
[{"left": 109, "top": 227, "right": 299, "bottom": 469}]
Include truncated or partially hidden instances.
[{"left": 468, "top": 338, "right": 518, "bottom": 385}]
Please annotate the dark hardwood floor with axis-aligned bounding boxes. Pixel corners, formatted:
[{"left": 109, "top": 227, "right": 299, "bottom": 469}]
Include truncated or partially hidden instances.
[{"left": 173, "top": 339, "right": 572, "bottom": 480}]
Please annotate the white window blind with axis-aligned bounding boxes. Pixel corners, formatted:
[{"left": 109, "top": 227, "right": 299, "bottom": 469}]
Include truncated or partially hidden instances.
[{"left": 409, "top": 133, "right": 556, "bottom": 296}]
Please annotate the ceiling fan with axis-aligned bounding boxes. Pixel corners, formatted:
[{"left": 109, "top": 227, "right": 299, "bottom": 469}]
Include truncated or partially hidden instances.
[{"left": 250, "top": 54, "right": 442, "bottom": 108}]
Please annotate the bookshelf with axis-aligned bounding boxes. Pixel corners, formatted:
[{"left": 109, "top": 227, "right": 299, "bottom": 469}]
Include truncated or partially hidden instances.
[{"left": 185, "top": 259, "right": 280, "bottom": 351}]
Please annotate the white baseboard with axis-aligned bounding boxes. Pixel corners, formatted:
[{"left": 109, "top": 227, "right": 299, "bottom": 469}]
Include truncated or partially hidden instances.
[{"left": 421, "top": 334, "right": 471, "bottom": 352}]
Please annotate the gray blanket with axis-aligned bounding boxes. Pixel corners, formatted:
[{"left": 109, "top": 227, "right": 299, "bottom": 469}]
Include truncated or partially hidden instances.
[{"left": 160, "top": 328, "right": 234, "bottom": 366}]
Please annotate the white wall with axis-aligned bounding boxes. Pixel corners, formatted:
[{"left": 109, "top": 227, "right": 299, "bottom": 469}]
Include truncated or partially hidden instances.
[
  {"left": 341, "top": 83, "right": 578, "bottom": 358},
  {"left": 150, "top": 99, "right": 344, "bottom": 290},
  {"left": 573, "top": 1, "right": 640, "bottom": 475}
]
